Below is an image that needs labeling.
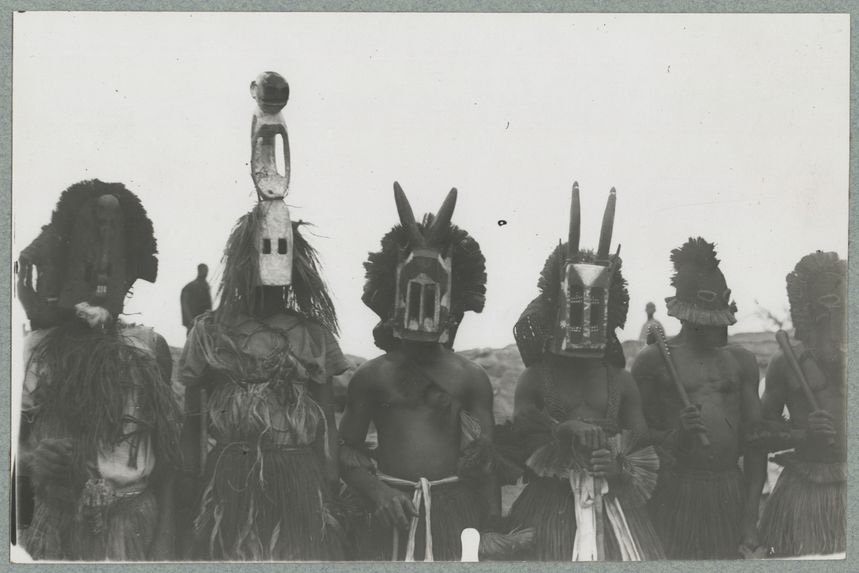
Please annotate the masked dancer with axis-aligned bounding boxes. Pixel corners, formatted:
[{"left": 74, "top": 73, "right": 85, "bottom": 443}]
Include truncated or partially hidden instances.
[
  {"left": 177, "top": 71, "right": 348, "bottom": 560},
  {"left": 338, "top": 182, "right": 500, "bottom": 561},
  {"left": 507, "top": 184, "right": 664, "bottom": 561},
  {"left": 756, "top": 252, "right": 846, "bottom": 557},
  {"left": 16, "top": 180, "right": 180, "bottom": 561},
  {"left": 631, "top": 237, "right": 767, "bottom": 559}
]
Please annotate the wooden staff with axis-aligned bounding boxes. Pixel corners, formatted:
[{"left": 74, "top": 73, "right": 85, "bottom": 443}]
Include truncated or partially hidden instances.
[
  {"left": 650, "top": 324, "right": 710, "bottom": 447},
  {"left": 775, "top": 330, "right": 835, "bottom": 447}
]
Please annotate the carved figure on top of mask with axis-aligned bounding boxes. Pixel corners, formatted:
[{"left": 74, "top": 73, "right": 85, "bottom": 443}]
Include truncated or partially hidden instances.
[
  {"left": 177, "top": 71, "right": 348, "bottom": 561},
  {"left": 15, "top": 179, "right": 180, "bottom": 561},
  {"left": 631, "top": 237, "right": 767, "bottom": 559},
  {"left": 338, "top": 182, "right": 501, "bottom": 561},
  {"left": 755, "top": 251, "right": 846, "bottom": 557},
  {"left": 506, "top": 183, "right": 664, "bottom": 561}
]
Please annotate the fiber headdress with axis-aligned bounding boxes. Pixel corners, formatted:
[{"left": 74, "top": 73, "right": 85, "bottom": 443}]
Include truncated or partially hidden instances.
[
  {"left": 17, "top": 179, "right": 158, "bottom": 328},
  {"left": 363, "top": 182, "right": 486, "bottom": 351},
  {"left": 514, "top": 183, "right": 629, "bottom": 368},
  {"left": 665, "top": 237, "right": 737, "bottom": 326},
  {"left": 786, "top": 251, "right": 846, "bottom": 344},
  {"left": 216, "top": 213, "right": 338, "bottom": 333}
]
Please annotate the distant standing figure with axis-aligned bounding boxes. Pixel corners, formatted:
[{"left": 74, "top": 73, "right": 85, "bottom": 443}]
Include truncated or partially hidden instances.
[
  {"left": 639, "top": 302, "right": 663, "bottom": 344},
  {"left": 181, "top": 264, "right": 212, "bottom": 332}
]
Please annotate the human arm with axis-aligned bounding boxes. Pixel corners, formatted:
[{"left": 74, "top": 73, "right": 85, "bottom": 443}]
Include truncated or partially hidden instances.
[
  {"left": 174, "top": 324, "right": 208, "bottom": 540},
  {"left": 738, "top": 350, "right": 767, "bottom": 552},
  {"left": 338, "top": 366, "right": 417, "bottom": 530},
  {"left": 465, "top": 364, "right": 501, "bottom": 523},
  {"left": 592, "top": 372, "right": 649, "bottom": 480},
  {"left": 630, "top": 348, "right": 674, "bottom": 446},
  {"left": 149, "top": 461, "right": 176, "bottom": 560}
]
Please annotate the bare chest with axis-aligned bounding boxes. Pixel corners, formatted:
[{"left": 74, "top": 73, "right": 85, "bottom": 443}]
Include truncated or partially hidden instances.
[
  {"left": 665, "top": 347, "right": 741, "bottom": 399},
  {"left": 539, "top": 364, "right": 617, "bottom": 422}
]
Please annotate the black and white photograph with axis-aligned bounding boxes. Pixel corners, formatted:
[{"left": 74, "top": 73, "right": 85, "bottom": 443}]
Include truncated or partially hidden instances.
[{"left": 9, "top": 10, "right": 848, "bottom": 563}]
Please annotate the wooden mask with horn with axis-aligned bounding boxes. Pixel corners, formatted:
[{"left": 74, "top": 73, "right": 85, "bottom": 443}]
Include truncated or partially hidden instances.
[
  {"left": 391, "top": 182, "right": 456, "bottom": 343},
  {"left": 551, "top": 182, "right": 620, "bottom": 358}
]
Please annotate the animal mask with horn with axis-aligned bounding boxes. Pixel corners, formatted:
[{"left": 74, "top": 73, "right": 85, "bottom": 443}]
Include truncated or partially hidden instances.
[
  {"left": 551, "top": 182, "right": 622, "bottom": 358},
  {"left": 392, "top": 182, "right": 457, "bottom": 343},
  {"left": 362, "top": 182, "right": 486, "bottom": 350}
]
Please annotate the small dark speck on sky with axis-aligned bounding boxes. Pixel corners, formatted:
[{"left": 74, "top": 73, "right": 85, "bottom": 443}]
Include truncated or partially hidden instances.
[
  {"left": 498, "top": 220, "right": 507, "bottom": 226},
  {"left": 667, "top": 65, "right": 671, "bottom": 73},
  {"left": 505, "top": 121, "right": 510, "bottom": 129}
]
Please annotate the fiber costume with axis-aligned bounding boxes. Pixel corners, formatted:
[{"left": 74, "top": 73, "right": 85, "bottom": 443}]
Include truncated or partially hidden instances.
[
  {"left": 16, "top": 180, "right": 180, "bottom": 561},
  {"left": 758, "top": 252, "right": 846, "bottom": 557},
  {"left": 340, "top": 183, "right": 499, "bottom": 561},
  {"left": 178, "top": 72, "right": 347, "bottom": 561},
  {"left": 509, "top": 184, "right": 663, "bottom": 561}
]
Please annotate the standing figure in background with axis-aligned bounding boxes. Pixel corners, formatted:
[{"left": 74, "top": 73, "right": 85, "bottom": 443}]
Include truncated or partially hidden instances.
[
  {"left": 16, "top": 180, "right": 180, "bottom": 561},
  {"left": 507, "top": 184, "right": 664, "bottom": 561},
  {"left": 638, "top": 302, "right": 663, "bottom": 345},
  {"left": 181, "top": 263, "right": 212, "bottom": 333},
  {"left": 756, "top": 252, "right": 846, "bottom": 557},
  {"left": 177, "top": 71, "right": 347, "bottom": 561},
  {"left": 631, "top": 237, "right": 767, "bottom": 559},
  {"left": 339, "top": 183, "right": 499, "bottom": 561}
]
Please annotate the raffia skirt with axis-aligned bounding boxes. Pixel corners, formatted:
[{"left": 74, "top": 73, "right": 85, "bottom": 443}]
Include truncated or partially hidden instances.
[
  {"left": 192, "top": 443, "right": 345, "bottom": 561},
  {"left": 507, "top": 476, "right": 665, "bottom": 561},
  {"left": 23, "top": 487, "right": 157, "bottom": 561},
  {"left": 649, "top": 466, "right": 743, "bottom": 560},
  {"left": 759, "top": 456, "right": 846, "bottom": 557},
  {"left": 347, "top": 479, "right": 483, "bottom": 561}
]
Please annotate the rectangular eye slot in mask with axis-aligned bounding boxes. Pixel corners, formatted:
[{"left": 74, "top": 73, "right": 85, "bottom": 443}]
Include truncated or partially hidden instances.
[
  {"left": 393, "top": 248, "right": 453, "bottom": 342},
  {"left": 405, "top": 278, "right": 440, "bottom": 331},
  {"left": 589, "top": 287, "right": 606, "bottom": 344}
]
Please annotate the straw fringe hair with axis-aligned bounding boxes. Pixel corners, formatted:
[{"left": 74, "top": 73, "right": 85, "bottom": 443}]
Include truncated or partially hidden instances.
[
  {"left": 26, "top": 322, "right": 181, "bottom": 475},
  {"left": 216, "top": 204, "right": 338, "bottom": 334}
]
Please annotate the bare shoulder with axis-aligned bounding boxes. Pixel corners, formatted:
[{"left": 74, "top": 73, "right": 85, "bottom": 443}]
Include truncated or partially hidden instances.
[
  {"left": 348, "top": 354, "right": 390, "bottom": 393},
  {"left": 630, "top": 343, "right": 661, "bottom": 374},
  {"left": 725, "top": 344, "right": 758, "bottom": 368},
  {"left": 516, "top": 363, "right": 544, "bottom": 392},
  {"left": 447, "top": 350, "right": 492, "bottom": 390}
]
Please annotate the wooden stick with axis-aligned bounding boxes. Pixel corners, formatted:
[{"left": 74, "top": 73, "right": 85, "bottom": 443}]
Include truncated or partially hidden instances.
[
  {"left": 650, "top": 324, "right": 710, "bottom": 447},
  {"left": 775, "top": 330, "right": 835, "bottom": 447}
]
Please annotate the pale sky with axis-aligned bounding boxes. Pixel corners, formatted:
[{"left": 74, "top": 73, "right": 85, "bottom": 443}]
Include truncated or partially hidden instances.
[{"left": 12, "top": 12, "right": 849, "bottom": 361}]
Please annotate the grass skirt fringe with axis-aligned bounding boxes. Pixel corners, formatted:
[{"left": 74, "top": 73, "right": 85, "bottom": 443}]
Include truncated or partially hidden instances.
[
  {"left": 347, "top": 481, "right": 482, "bottom": 561},
  {"left": 23, "top": 491, "right": 157, "bottom": 560},
  {"left": 507, "top": 476, "right": 664, "bottom": 561},
  {"left": 193, "top": 445, "right": 344, "bottom": 561},
  {"left": 759, "top": 461, "right": 846, "bottom": 557},
  {"left": 649, "top": 467, "right": 743, "bottom": 559}
]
